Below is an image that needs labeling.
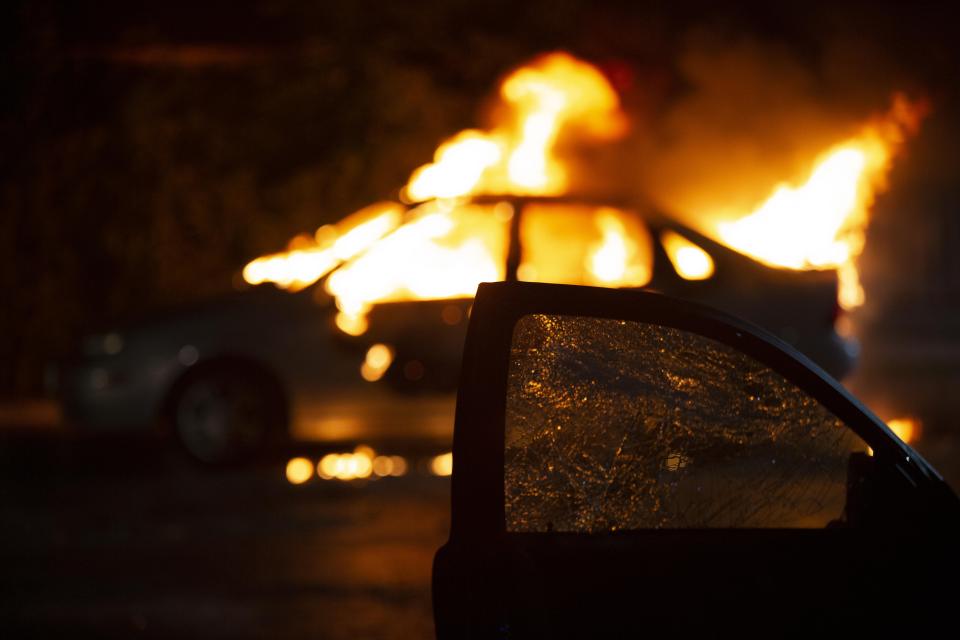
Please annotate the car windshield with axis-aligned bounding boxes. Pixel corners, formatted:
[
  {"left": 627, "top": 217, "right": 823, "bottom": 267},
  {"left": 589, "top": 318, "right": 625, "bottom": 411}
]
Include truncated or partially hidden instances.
[{"left": 504, "top": 313, "right": 868, "bottom": 532}]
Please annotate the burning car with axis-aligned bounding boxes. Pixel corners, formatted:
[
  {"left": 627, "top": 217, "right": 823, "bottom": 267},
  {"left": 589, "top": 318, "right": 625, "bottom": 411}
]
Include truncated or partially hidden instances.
[
  {"left": 54, "top": 51, "right": 922, "bottom": 463},
  {"left": 332, "top": 193, "right": 859, "bottom": 387},
  {"left": 55, "top": 194, "right": 855, "bottom": 463},
  {"left": 432, "top": 281, "right": 960, "bottom": 636}
]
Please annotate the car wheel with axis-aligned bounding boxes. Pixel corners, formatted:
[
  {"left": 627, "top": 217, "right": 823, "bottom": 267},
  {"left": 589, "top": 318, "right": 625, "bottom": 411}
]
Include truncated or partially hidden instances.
[{"left": 173, "top": 368, "right": 285, "bottom": 464}]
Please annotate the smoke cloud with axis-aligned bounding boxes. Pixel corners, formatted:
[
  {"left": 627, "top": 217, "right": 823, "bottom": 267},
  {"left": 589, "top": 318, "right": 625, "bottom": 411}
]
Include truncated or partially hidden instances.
[{"left": 560, "top": 29, "right": 911, "bottom": 233}]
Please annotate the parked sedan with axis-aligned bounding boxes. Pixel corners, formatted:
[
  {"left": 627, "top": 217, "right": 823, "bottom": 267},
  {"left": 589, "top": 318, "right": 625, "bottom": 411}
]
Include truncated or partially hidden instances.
[{"left": 51, "top": 197, "right": 858, "bottom": 463}]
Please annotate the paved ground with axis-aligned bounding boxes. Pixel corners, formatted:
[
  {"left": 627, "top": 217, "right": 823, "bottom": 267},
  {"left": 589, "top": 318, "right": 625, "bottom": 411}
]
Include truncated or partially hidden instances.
[
  {"left": 0, "top": 432, "right": 450, "bottom": 639},
  {"left": 1, "top": 395, "right": 957, "bottom": 639}
]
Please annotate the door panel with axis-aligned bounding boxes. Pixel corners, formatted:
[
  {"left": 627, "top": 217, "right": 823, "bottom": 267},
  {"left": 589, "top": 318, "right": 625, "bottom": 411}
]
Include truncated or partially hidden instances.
[{"left": 433, "top": 282, "right": 959, "bottom": 638}]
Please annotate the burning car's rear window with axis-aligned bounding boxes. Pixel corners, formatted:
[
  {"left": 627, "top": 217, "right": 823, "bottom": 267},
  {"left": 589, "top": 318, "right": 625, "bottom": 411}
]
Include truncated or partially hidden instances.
[
  {"left": 504, "top": 314, "right": 866, "bottom": 532},
  {"left": 518, "top": 204, "right": 653, "bottom": 288}
]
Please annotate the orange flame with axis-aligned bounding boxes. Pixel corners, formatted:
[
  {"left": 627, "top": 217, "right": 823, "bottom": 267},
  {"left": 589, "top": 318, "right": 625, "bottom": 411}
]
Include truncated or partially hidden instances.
[
  {"left": 403, "top": 52, "right": 626, "bottom": 201},
  {"left": 517, "top": 203, "right": 652, "bottom": 288},
  {"left": 716, "top": 95, "right": 927, "bottom": 308},
  {"left": 886, "top": 417, "right": 920, "bottom": 445},
  {"left": 325, "top": 200, "right": 510, "bottom": 332},
  {"left": 244, "top": 53, "right": 633, "bottom": 332},
  {"left": 312, "top": 53, "right": 633, "bottom": 332},
  {"left": 242, "top": 202, "right": 404, "bottom": 291},
  {"left": 243, "top": 52, "right": 924, "bottom": 338},
  {"left": 660, "top": 230, "right": 715, "bottom": 280}
]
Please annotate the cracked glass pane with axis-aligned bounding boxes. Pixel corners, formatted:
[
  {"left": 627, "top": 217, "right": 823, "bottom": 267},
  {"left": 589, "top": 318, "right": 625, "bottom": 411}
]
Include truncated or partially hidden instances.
[{"left": 505, "top": 314, "right": 867, "bottom": 532}]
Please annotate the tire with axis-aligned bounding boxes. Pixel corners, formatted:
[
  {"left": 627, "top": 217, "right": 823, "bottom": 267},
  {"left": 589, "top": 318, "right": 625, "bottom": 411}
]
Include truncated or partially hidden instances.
[{"left": 172, "top": 367, "right": 286, "bottom": 464}]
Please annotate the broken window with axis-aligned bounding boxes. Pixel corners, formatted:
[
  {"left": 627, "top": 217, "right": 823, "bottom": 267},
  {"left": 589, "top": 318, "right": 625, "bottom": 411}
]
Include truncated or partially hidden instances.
[{"left": 505, "top": 314, "right": 867, "bottom": 532}]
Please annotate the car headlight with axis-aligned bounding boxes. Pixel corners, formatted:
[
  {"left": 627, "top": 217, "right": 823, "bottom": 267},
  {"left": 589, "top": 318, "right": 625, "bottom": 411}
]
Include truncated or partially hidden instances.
[{"left": 82, "top": 332, "right": 124, "bottom": 357}]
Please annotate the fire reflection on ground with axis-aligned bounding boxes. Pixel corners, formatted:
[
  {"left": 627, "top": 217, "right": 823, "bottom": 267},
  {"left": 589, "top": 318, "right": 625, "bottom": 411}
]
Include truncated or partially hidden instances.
[
  {"left": 285, "top": 446, "right": 453, "bottom": 484},
  {"left": 0, "top": 433, "right": 450, "bottom": 638}
]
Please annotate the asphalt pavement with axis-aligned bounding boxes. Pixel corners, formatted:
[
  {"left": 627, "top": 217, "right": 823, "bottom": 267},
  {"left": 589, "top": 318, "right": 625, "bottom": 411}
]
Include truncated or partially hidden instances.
[
  {"left": 1, "top": 399, "right": 957, "bottom": 639},
  {"left": 0, "top": 429, "right": 450, "bottom": 639}
]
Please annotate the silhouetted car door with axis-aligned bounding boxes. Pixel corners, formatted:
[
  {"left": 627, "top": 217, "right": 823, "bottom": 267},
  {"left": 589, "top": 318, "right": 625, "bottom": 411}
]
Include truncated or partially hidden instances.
[{"left": 433, "top": 281, "right": 959, "bottom": 638}]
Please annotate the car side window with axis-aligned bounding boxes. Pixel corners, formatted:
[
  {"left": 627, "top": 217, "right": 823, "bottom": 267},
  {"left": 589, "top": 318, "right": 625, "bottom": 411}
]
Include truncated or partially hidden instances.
[
  {"left": 518, "top": 204, "right": 653, "bottom": 288},
  {"left": 504, "top": 314, "right": 868, "bottom": 532}
]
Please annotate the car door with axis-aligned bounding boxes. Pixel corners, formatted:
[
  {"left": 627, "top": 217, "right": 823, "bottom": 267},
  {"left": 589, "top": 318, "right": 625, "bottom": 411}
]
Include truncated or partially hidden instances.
[{"left": 433, "top": 281, "right": 959, "bottom": 638}]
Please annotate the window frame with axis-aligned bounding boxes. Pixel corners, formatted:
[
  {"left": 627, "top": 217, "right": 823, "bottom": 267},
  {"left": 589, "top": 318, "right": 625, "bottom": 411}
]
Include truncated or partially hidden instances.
[{"left": 449, "top": 281, "right": 950, "bottom": 541}]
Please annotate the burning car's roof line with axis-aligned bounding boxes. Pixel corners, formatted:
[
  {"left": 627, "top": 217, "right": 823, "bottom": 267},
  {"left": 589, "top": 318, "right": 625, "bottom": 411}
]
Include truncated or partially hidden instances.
[
  {"left": 425, "top": 193, "right": 635, "bottom": 207},
  {"left": 399, "top": 194, "right": 771, "bottom": 263},
  {"left": 403, "top": 193, "right": 683, "bottom": 227}
]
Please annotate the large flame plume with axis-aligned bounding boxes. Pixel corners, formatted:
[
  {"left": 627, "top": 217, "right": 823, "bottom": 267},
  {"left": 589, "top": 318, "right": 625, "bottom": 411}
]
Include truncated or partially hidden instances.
[
  {"left": 243, "top": 50, "right": 924, "bottom": 336},
  {"left": 403, "top": 52, "right": 627, "bottom": 201},
  {"left": 715, "top": 95, "right": 927, "bottom": 309},
  {"left": 245, "top": 52, "right": 636, "bottom": 332}
]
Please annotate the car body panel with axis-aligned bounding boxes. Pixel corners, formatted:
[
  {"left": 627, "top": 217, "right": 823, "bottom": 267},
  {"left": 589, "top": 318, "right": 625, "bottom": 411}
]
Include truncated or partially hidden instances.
[{"left": 432, "top": 282, "right": 959, "bottom": 636}]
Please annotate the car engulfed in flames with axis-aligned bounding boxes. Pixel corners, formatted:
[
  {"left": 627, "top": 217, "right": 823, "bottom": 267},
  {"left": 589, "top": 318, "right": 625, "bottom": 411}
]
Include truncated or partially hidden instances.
[
  {"left": 243, "top": 51, "right": 923, "bottom": 373},
  {"left": 54, "top": 51, "right": 928, "bottom": 463}
]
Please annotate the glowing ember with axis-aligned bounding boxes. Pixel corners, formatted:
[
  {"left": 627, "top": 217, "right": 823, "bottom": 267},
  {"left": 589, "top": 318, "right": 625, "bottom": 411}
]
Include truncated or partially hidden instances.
[
  {"left": 335, "top": 312, "right": 369, "bottom": 337},
  {"left": 317, "top": 446, "right": 375, "bottom": 481},
  {"left": 403, "top": 52, "right": 626, "bottom": 202},
  {"left": 285, "top": 457, "right": 314, "bottom": 484},
  {"left": 886, "top": 417, "right": 919, "bottom": 444},
  {"left": 716, "top": 95, "right": 926, "bottom": 309},
  {"left": 388, "top": 456, "right": 408, "bottom": 476},
  {"left": 360, "top": 343, "right": 395, "bottom": 382},
  {"left": 660, "top": 230, "right": 715, "bottom": 280},
  {"left": 431, "top": 452, "right": 454, "bottom": 477},
  {"left": 372, "top": 455, "right": 409, "bottom": 477},
  {"left": 310, "top": 447, "right": 409, "bottom": 481}
]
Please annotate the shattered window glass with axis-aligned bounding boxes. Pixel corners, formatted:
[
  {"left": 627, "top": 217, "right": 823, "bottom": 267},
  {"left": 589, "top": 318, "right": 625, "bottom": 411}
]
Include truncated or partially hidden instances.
[{"left": 505, "top": 315, "right": 867, "bottom": 532}]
